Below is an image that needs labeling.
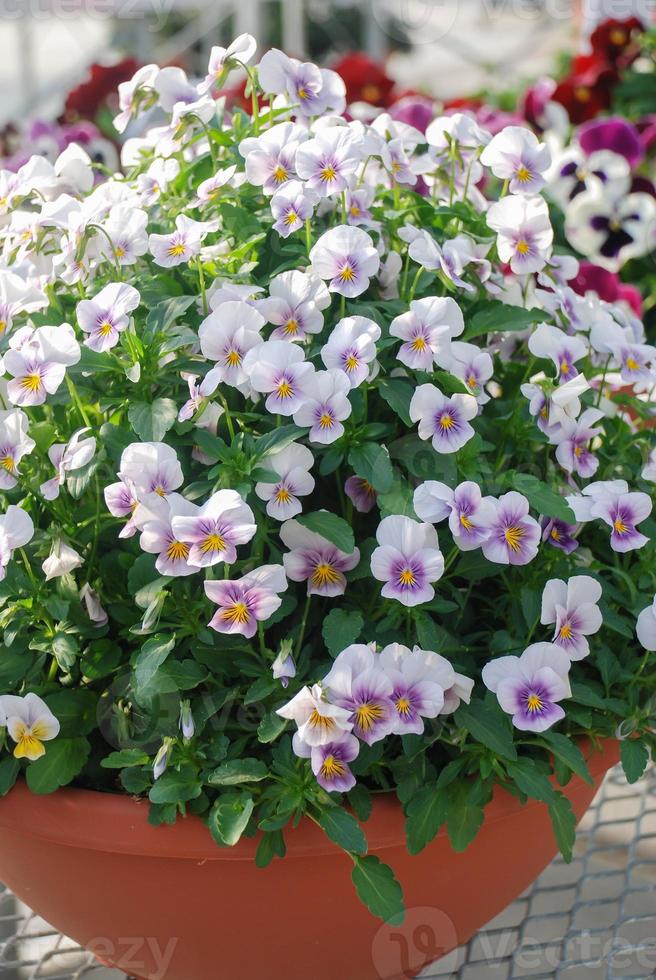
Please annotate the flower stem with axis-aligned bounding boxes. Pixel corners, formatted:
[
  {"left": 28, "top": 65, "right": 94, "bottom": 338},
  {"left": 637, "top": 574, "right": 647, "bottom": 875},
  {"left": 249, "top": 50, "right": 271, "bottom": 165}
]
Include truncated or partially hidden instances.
[{"left": 295, "top": 594, "right": 312, "bottom": 658}]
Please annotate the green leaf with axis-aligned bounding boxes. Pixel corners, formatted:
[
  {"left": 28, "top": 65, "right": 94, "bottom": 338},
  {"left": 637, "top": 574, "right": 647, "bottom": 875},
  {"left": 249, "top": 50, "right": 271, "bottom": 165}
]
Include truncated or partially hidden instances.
[
  {"left": 446, "top": 781, "right": 485, "bottom": 851},
  {"left": 0, "top": 756, "right": 20, "bottom": 796},
  {"left": 51, "top": 632, "right": 79, "bottom": 670},
  {"left": 506, "top": 758, "right": 557, "bottom": 803},
  {"left": 149, "top": 765, "right": 202, "bottom": 804},
  {"left": 406, "top": 785, "right": 448, "bottom": 854},
  {"left": 26, "top": 738, "right": 90, "bottom": 794},
  {"left": 348, "top": 443, "right": 394, "bottom": 493},
  {"left": 128, "top": 398, "right": 178, "bottom": 442},
  {"left": 244, "top": 676, "right": 278, "bottom": 705},
  {"left": 254, "top": 425, "right": 306, "bottom": 458},
  {"left": 134, "top": 634, "right": 176, "bottom": 692},
  {"left": 255, "top": 829, "right": 286, "bottom": 868},
  {"left": 348, "top": 784, "right": 372, "bottom": 822},
  {"left": 433, "top": 370, "right": 470, "bottom": 395},
  {"left": 377, "top": 378, "right": 414, "bottom": 426},
  {"left": 43, "top": 689, "right": 98, "bottom": 737},
  {"left": 145, "top": 295, "right": 195, "bottom": 338},
  {"left": 319, "top": 807, "right": 367, "bottom": 855},
  {"left": 101, "top": 749, "right": 151, "bottom": 769},
  {"left": 539, "top": 732, "right": 593, "bottom": 786},
  {"left": 258, "top": 711, "right": 288, "bottom": 743},
  {"left": 322, "top": 609, "right": 364, "bottom": 658},
  {"left": 208, "top": 758, "right": 269, "bottom": 786},
  {"left": 463, "top": 302, "right": 543, "bottom": 341},
  {"left": 511, "top": 473, "right": 576, "bottom": 523},
  {"left": 620, "top": 739, "right": 650, "bottom": 784},
  {"left": 455, "top": 699, "right": 517, "bottom": 761},
  {"left": 548, "top": 792, "right": 577, "bottom": 862},
  {"left": 351, "top": 856, "right": 405, "bottom": 924},
  {"left": 296, "top": 511, "right": 355, "bottom": 554},
  {"left": 209, "top": 791, "right": 255, "bottom": 847}
]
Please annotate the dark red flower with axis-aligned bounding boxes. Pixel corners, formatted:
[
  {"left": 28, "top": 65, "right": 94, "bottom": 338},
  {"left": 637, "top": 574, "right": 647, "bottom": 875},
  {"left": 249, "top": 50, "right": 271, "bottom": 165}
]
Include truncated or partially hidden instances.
[
  {"left": 62, "top": 58, "right": 140, "bottom": 122},
  {"left": 389, "top": 94, "right": 435, "bottom": 134},
  {"left": 552, "top": 54, "right": 618, "bottom": 124},
  {"left": 332, "top": 52, "right": 395, "bottom": 107},
  {"left": 589, "top": 17, "right": 644, "bottom": 68},
  {"left": 570, "top": 262, "right": 642, "bottom": 315}
]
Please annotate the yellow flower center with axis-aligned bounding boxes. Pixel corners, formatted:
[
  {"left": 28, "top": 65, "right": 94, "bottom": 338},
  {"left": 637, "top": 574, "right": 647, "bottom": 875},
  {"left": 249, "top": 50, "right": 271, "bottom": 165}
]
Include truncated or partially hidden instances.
[
  {"left": 276, "top": 379, "right": 294, "bottom": 399},
  {"left": 154, "top": 484, "right": 167, "bottom": 498},
  {"left": 526, "top": 693, "right": 544, "bottom": 713},
  {"left": 1, "top": 455, "right": 15, "bottom": 472},
  {"left": 298, "top": 87, "right": 309, "bottom": 100},
  {"left": 516, "top": 240, "right": 530, "bottom": 256},
  {"left": 201, "top": 532, "right": 226, "bottom": 554},
  {"left": 0, "top": 320, "right": 6, "bottom": 334},
  {"left": 559, "top": 622, "right": 573, "bottom": 640},
  {"left": 284, "top": 210, "right": 298, "bottom": 226},
  {"left": 320, "top": 754, "right": 345, "bottom": 779},
  {"left": 320, "top": 165, "right": 337, "bottom": 182},
  {"left": 319, "top": 412, "right": 334, "bottom": 429},
  {"left": 439, "top": 412, "right": 455, "bottom": 430},
  {"left": 504, "top": 524, "right": 525, "bottom": 552},
  {"left": 610, "top": 28, "right": 627, "bottom": 44},
  {"left": 396, "top": 697, "right": 411, "bottom": 716},
  {"left": 283, "top": 318, "right": 299, "bottom": 335},
  {"left": 99, "top": 321, "right": 113, "bottom": 336},
  {"left": 575, "top": 86, "right": 591, "bottom": 103},
  {"left": 550, "top": 527, "right": 561, "bottom": 541},
  {"left": 345, "top": 354, "right": 359, "bottom": 372},
  {"left": 311, "top": 562, "right": 340, "bottom": 587},
  {"left": 516, "top": 165, "right": 531, "bottom": 183},
  {"left": 339, "top": 264, "right": 355, "bottom": 282},
  {"left": 411, "top": 335, "right": 427, "bottom": 352},
  {"left": 350, "top": 205, "right": 361, "bottom": 217},
  {"left": 308, "top": 708, "right": 335, "bottom": 732},
  {"left": 398, "top": 567, "right": 416, "bottom": 587},
  {"left": 21, "top": 373, "right": 42, "bottom": 392},
  {"left": 273, "top": 165, "right": 288, "bottom": 183},
  {"left": 225, "top": 349, "right": 242, "bottom": 367},
  {"left": 275, "top": 486, "right": 292, "bottom": 503},
  {"left": 459, "top": 513, "right": 473, "bottom": 529},
  {"left": 166, "top": 540, "right": 189, "bottom": 561},
  {"left": 560, "top": 359, "right": 570, "bottom": 374},
  {"left": 626, "top": 356, "right": 639, "bottom": 371},
  {"left": 613, "top": 517, "right": 628, "bottom": 535},
  {"left": 115, "top": 245, "right": 126, "bottom": 258},
  {"left": 167, "top": 242, "right": 187, "bottom": 257},
  {"left": 355, "top": 701, "right": 385, "bottom": 731},
  {"left": 221, "top": 601, "right": 250, "bottom": 625}
]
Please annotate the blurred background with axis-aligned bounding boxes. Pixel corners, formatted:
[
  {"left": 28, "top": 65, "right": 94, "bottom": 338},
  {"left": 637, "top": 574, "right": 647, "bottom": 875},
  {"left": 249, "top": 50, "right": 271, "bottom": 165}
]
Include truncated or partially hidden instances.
[{"left": 0, "top": 0, "right": 592, "bottom": 130}]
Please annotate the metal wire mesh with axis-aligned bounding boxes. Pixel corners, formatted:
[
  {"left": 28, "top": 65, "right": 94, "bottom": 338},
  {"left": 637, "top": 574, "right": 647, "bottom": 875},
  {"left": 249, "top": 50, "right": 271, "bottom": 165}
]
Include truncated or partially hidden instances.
[{"left": 0, "top": 764, "right": 654, "bottom": 979}]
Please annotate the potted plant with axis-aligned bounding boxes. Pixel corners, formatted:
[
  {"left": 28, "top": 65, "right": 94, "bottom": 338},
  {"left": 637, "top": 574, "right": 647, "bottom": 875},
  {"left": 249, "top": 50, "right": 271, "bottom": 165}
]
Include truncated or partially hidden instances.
[{"left": 0, "top": 34, "right": 653, "bottom": 980}]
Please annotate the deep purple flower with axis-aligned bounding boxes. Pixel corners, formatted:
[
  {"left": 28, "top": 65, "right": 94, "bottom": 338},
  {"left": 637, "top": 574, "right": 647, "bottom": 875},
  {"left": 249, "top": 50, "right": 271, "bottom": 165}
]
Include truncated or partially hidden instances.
[
  {"left": 541, "top": 517, "right": 579, "bottom": 555},
  {"left": 579, "top": 117, "right": 644, "bottom": 168},
  {"left": 344, "top": 476, "right": 377, "bottom": 513}
]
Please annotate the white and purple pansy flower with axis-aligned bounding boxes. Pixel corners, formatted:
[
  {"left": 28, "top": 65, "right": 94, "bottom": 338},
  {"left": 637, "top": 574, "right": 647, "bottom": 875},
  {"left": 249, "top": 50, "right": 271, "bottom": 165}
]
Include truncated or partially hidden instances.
[
  {"left": 541, "top": 517, "right": 579, "bottom": 555},
  {"left": 205, "top": 564, "right": 288, "bottom": 638},
  {"left": 323, "top": 644, "right": 395, "bottom": 745},
  {"left": 171, "top": 489, "right": 257, "bottom": 567},
  {"left": 370, "top": 514, "right": 444, "bottom": 607},
  {"left": 76, "top": 281, "right": 140, "bottom": 353},
  {"left": 565, "top": 176, "right": 656, "bottom": 272},
  {"left": 135, "top": 492, "right": 199, "bottom": 577},
  {"left": 378, "top": 643, "right": 456, "bottom": 735},
  {"left": 540, "top": 575, "right": 603, "bottom": 660},
  {"left": 435, "top": 341, "right": 493, "bottom": 405},
  {"left": 0, "top": 505, "right": 34, "bottom": 581},
  {"left": 344, "top": 476, "right": 377, "bottom": 514},
  {"left": 567, "top": 480, "right": 652, "bottom": 553},
  {"left": 486, "top": 194, "right": 553, "bottom": 274},
  {"left": 254, "top": 442, "right": 315, "bottom": 520},
  {"left": 553, "top": 408, "right": 604, "bottom": 478},
  {"left": 482, "top": 643, "right": 572, "bottom": 732},
  {"left": 413, "top": 480, "right": 496, "bottom": 551},
  {"left": 40, "top": 427, "right": 96, "bottom": 501},
  {"left": 295, "top": 126, "right": 361, "bottom": 198},
  {"left": 409, "top": 383, "right": 478, "bottom": 454},
  {"left": 528, "top": 323, "right": 588, "bottom": 384},
  {"left": 482, "top": 491, "right": 541, "bottom": 566},
  {"left": 293, "top": 733, "right": 360, "bottom": 793},
  {"left": 389, "top": 295, "right": 464, "bottom": 371},
  {"left": 309, "top": 225, "right": 380, "bottom": 298},
  {"left": 116, "top": 441, "right": 184, "bottom": 502},
  {"left": 292, "top": 368, "right": 352, "bottom": 444},
  {"left": 198, "top": 300, "right": 265, "bottom": 393},
  {"left": 0, "top": 409, "right": 35, "bottom": 490},
  {"left": 320, "top": 315, "right": 380, "bottom": 388},
  {"left": 243, "top": 340, "right": 315, "bottom": 416},
  {"left": 257, "top": 269, "right": 330, "bottom": 343},
  {"left": 276, "top": 683, "right": 353, "bottom": 746},
  {"left": 480, "top": 126, "right": 552, "bottom": 195},
  {"left": 238, "top": 121, "right": 306, "bottom": 194},
  {"left": 280, "top": 518, "right": 360, "bottom": 597},
  {"left": 270, "top": 181, "right": 317, "bottom": 238}
]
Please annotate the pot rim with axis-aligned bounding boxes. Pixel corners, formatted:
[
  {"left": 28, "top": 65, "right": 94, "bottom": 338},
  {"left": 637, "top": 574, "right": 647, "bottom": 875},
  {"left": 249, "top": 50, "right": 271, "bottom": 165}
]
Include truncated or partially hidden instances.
[{"left": 0, "top": 737, "right": 619, "bottom": 861}]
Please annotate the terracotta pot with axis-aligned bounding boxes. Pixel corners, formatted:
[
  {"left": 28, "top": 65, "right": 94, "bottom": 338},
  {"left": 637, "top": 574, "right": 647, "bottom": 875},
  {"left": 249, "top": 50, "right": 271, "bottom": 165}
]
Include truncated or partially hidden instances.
[{"left": 0, "top": 738, "right": 619, "bottom": 980}]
